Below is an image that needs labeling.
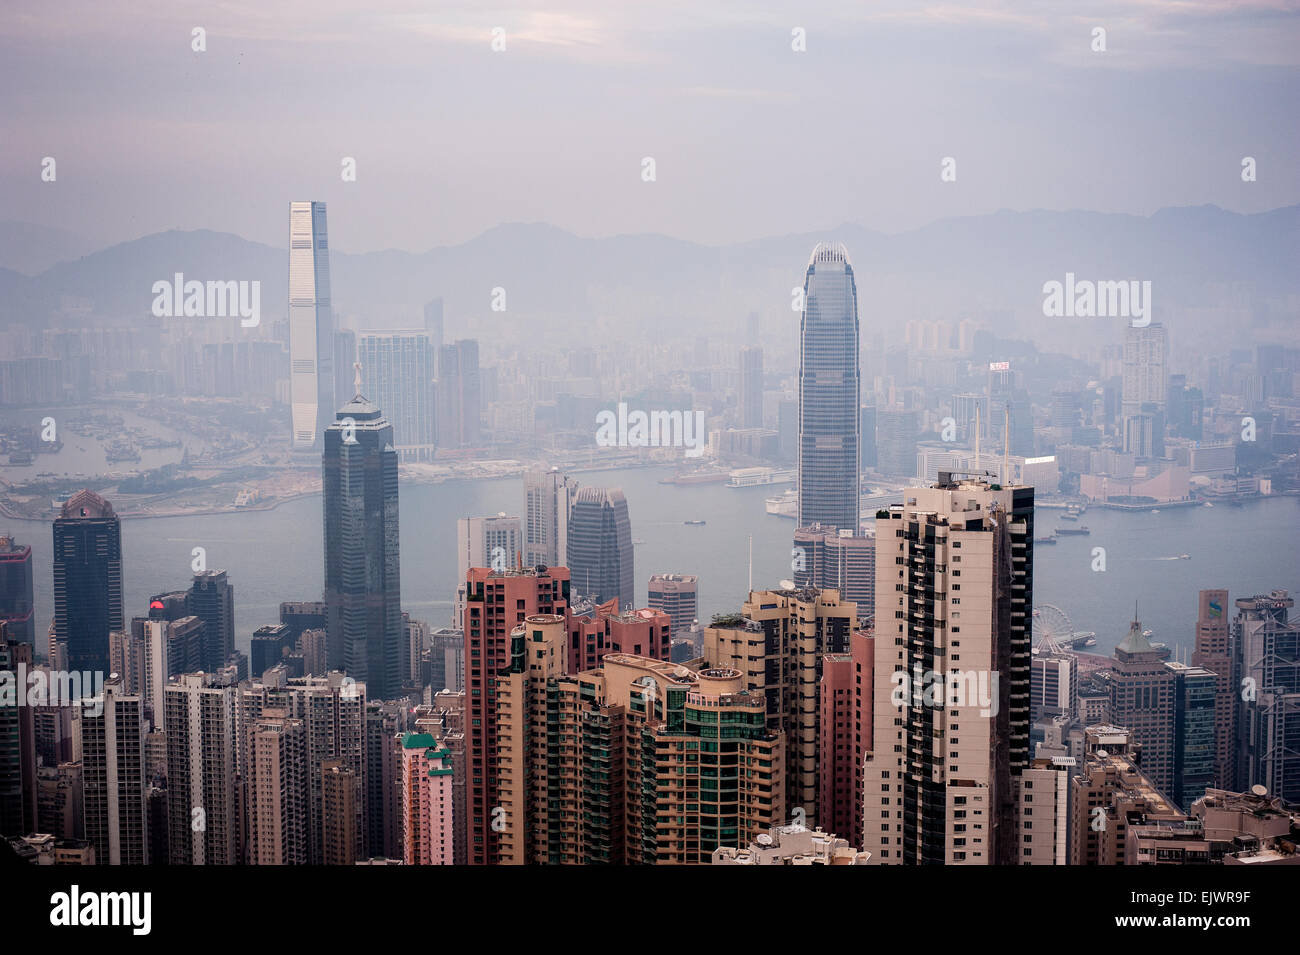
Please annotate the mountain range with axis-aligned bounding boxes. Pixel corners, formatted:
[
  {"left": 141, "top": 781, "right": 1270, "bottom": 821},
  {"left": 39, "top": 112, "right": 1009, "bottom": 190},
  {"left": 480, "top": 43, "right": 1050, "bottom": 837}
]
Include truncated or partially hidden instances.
[{"left": 1, "top": 205, "right": 1295, "bottom": 356}]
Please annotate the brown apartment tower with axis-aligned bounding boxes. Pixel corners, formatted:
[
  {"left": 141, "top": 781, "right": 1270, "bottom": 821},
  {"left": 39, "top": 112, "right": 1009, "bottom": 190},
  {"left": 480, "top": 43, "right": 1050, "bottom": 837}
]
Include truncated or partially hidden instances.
[
  {"left": 1191, "top": 589, "right": 1233, "bottom": 788},
  {"left": 463, "top": 565, "right": 570, "bottom": 864}
]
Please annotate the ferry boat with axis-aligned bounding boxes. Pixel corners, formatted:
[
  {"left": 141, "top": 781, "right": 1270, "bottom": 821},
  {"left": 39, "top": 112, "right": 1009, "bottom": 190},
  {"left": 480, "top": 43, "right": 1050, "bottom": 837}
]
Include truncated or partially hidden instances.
[
  {"left": 1056, "top": 525, "right": 1090, "bottom": 536},
  {"left": 684, "top": 519, "right": 706, "bottom": 526},
  {"left": 765, "top": 489, "right": 798, "bottom": 518},
  {"left": 1033, "top": 534, "right": 1057, "bottom": 544},
  {"left": 728, "top": 467, "right": 796, "bottom": 488}
]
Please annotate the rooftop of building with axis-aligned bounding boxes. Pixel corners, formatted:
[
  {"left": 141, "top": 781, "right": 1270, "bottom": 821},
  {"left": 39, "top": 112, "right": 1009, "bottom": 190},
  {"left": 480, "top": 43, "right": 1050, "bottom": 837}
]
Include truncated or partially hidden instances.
[{"left": 58, "top": 488, "right": 115, "bottom": 520}]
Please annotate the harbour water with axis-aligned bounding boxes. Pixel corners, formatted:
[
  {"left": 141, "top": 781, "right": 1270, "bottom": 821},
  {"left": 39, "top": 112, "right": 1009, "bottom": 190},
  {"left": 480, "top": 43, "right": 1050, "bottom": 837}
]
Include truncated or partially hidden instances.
[{"left": 8, "top": 467, "right": 1298, "bottom": 663}]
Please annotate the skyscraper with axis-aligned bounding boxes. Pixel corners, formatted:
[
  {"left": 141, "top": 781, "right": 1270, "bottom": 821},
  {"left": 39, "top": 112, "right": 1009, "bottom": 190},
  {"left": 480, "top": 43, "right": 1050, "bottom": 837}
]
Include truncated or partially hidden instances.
[
  {"left": 791, "top": 525, "right": 875, "bottom": 622},
  {"left": 165, "top": 671, "right": 238, "bottom": 865},
  {"left": 0, "top": 631, "right": 37, "bottom": 838},
  {"left": 400, "top": 733, "right": 455, "bottom": 865},
  {"left": 796, "top": 243, "right": 860, "bottom": 531},
  {"left": 523, "top": 468, "right": 576, "bottom": 566},
  {"left": 424, "top": 297, "right": 444, "bottom": 353},
  {"left": 1230, "top": 590, "right": 1300, "bottom": 802},
  {"left": 461, "top": 566, "right": 569, "bottom": 864},
  {"left": 875, "top": 406, "right": 918, "bottom": 479},
  {"left": 739, "top": 345, "right": 764, "bottom": 429},
  {"left": 566, "top": 487, "right": 634, "bottom": 609},
  {"left": 704, "top": 588, "right": 856, "bottom": 823},
  {"left": 289, "top": 200, "right": 334, "bottom": 449},
  {"left": 358, "top": 331, "right": 438, "bottom": 462},
  {"left": 323, "top": 395, "right": 404, "bottom": 700},
  {"left": 647, "top": 573, "right": 698, "bottom": 637},
  {"left": 864, "top": 474, "right": 1034, "bottom": 864},
  {"left": 235, "top": 669, "right": 368, "bottom": 864},
  {"left": 454, "top": 513, "right": 524, "bottom": 623},
  {"left": 322, "top": 759, "right": 360, "bottom": 865},
  {"left": 1192, "top": 588, "right": 1233, "bottom": 787},
  {"left": 1121, "top": 322, "right": 1168, "bottom": 418},
  {"left": 818, "top": 629, "right": 873, "bottom": 848},
  {"left": 1104, "top": 618, "right": 1175, "bottom": 798},
  {"left": 437, "top": 339, "right": 481, "bottom": 449},
  {"left": 0, "top": 535, "right": 35, "bottom": 646},
  {"left": 187, "top": 570, "right": 234, "bottom": 673},
  {"left": 1168, "top": 661, "right": 1217, "bottom": 811},
  {"left": 456, "top": 515, "right": 523, "bottom": 581},
  {"left": 246, "top": 709, "right": 310, "bottom": 865},
  {"left": 79, "top": 675, "right": 150, "bottom": 864},
  {"left": 53, "top": 490, "right": 123, "bottom": 674},
  {"left": 333, "top": 329, "right": 356, "bottom": 422}
]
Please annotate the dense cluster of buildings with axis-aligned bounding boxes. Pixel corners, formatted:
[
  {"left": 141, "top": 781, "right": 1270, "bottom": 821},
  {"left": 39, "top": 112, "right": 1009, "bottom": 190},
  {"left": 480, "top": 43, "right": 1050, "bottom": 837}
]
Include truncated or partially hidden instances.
[{"left": 3, "top": 228, "right": 1297, "bottom": 868}]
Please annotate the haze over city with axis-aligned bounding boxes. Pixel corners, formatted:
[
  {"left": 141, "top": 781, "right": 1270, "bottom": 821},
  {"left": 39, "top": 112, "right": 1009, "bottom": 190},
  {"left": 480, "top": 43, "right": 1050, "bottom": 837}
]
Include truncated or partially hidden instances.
[{"left": 0, "top": 1, "right": 1298, "bottom": 930}]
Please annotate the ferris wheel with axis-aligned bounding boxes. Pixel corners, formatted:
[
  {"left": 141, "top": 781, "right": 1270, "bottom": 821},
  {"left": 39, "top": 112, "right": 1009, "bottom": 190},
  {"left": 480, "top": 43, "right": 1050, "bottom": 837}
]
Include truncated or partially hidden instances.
[{"left": 1031, "top": 604, "right": 1073, "bottom": 652}]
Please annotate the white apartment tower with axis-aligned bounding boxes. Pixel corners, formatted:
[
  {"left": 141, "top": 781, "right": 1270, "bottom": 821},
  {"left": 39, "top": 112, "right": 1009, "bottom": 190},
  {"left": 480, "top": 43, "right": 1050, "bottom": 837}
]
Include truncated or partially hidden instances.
[
  {"left": 289, "top": 201, "right": 334, "bottom": 449},
  {"left": 524, "top": 468, "right": 576, "bottom": 567},
  {"left": 78, "top": 675, "right": 150, "bottom": 864},
  {"left": 165, "top": 671, "right": 239, "bottom": 865}
]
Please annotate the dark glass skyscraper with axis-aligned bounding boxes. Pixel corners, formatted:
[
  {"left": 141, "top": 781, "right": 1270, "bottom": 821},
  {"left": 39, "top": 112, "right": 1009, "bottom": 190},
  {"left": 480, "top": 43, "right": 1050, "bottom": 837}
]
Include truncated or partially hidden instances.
[
  {"left": 53, "top": 490, "right": 123, "bottom": 673},
  {"left": 323, "top": 396, "right": 404, "bottom": 699},
  {"left": 0, "top": 534, "right": 35, "bottom": 646},
  {"left": 797, "top": 243, "right": 860, "bottom": 530},
  {"left": 566, "top": 487, "right": 634, "bottom": 609},
  {"left": 188, "top": 570, "right": 235, "bottom": 672}
]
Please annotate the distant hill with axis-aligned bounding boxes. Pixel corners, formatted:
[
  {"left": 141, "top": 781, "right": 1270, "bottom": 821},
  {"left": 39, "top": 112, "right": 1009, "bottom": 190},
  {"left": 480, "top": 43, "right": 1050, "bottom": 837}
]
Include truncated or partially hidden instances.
[
  {"left": 2, "top": 205, "right": 1295, "bottom": 354},
  {"left": 0, "top": 220, "right": 102, "bottom": 276}
]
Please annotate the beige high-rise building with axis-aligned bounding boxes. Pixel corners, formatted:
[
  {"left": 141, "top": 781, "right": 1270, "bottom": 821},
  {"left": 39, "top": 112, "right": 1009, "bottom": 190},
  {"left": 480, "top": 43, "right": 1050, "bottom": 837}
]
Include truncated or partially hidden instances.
[
  {"left": 703, "top": 588, "right": 855, "bottom": 826},
  {"left": 495, "top": 613, "right": 569, "bottom": 865},
  {"left": 647, "top": 573, "right": 699, "bottom": 637},
  {"left": 165, "top": 671, "right": 239, "bottom": 865},
  {"left": 235, "top": 669, "right": 367, "bottom": 864},
  {"left": 864, "top": 475, "right": 1035, "bottom": 865},
  {"left": 247, "top": 709, "right": 309, "bottom": 865},
  {"left": 1191, "top": 589, "right": 1232, "bottom": 788},
  {"left": 322, "top": 759, "right": 359, "bottom": 865},
  {"left": 77, "top": 675, "right": 150, "bottom": 864},
  {"left": 1014, "top": 756, "right": 1073, "bottom": 865}
]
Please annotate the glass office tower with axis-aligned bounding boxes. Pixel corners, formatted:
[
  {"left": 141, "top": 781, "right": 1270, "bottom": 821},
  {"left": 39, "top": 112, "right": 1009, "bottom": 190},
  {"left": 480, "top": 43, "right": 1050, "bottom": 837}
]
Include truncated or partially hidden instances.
[{"left": 797, "top": 243, "right": 860, "bottom": 530}]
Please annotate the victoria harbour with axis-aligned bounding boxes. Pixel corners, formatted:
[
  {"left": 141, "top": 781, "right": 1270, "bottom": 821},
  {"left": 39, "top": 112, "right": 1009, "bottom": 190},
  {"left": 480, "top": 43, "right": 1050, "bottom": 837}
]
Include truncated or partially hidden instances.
[{"left": 8, "top": 468, "right": 1297, "bottom": 661}]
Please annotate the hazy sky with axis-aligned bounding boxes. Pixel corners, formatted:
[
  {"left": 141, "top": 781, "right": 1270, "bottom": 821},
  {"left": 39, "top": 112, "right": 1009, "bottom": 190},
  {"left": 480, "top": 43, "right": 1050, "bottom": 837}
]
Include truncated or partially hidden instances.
[{"left": 3, "top": 0, "right": 1298, "bottom": 252}]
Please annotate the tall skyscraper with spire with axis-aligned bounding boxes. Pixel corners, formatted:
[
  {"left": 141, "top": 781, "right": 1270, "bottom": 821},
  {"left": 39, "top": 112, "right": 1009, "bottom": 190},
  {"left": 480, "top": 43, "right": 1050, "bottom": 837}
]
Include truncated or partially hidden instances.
[
  {"left": 322, "top": 375, "right": 404, "bottom": 699},
  {"left": 289, "top": 201, "right": 334, "bottom": 450},
  {"left": 797, "top": 243, "right": 860, "bottom": 531}
]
